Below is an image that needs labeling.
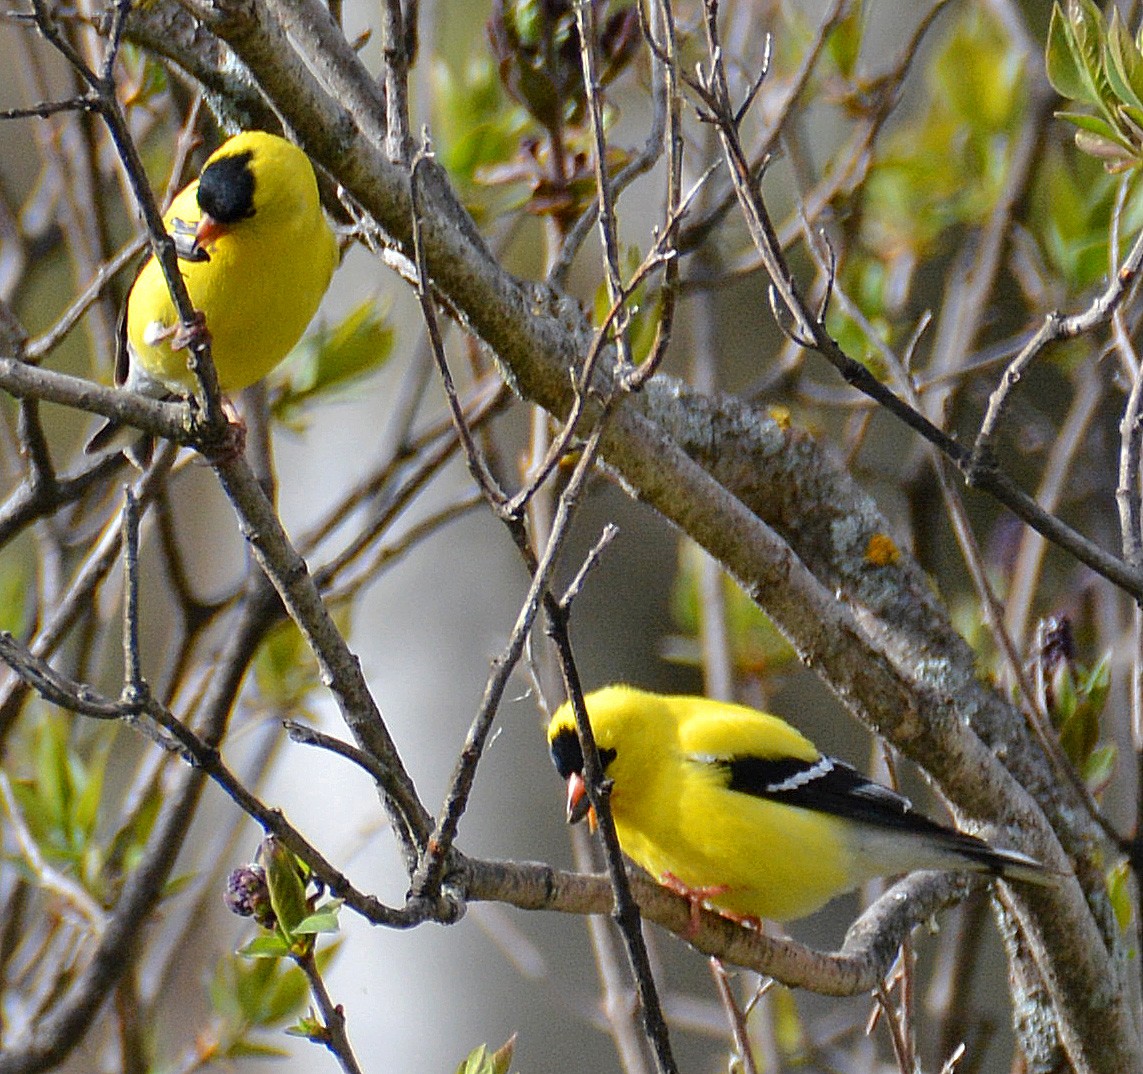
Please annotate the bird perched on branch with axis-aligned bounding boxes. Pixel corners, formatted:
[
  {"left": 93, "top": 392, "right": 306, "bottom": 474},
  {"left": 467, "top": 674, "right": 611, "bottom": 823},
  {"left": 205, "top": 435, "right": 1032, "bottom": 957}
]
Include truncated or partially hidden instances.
[
  {"left": 88, "top": 130, "right": 338, "bottom": 453},
  {"left": 547, "top": 685, "right": 1053, "bottom": 925}
]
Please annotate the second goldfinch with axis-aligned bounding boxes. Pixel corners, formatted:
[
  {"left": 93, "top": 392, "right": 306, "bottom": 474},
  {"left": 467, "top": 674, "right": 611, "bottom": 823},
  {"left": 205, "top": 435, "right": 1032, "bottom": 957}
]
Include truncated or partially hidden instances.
[
  {"left": 548, "top": 685, "right": 1052, "bottom": 924},
  {"left": 89, "top": 131, "right": 338, "bottom": 450}
]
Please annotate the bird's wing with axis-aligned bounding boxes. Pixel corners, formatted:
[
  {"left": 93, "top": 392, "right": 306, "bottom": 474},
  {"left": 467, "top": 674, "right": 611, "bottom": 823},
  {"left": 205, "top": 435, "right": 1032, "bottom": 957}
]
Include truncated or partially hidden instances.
[
  {"left": 675, "top": 703, "right": 949, "bottom": 832},
  {"left": 715, "top": 752, "right": 933, "bottom": 829}
]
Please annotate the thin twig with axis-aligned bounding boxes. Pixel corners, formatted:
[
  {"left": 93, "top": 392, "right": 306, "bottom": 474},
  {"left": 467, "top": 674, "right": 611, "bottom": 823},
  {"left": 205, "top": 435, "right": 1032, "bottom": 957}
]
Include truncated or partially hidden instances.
[
  {"left": 574, "top": 0, "right": 630, "bottom": 369},
  {"left": 295, "top": 952, "right": 365, "bottom": 1074},
  {"left": 971, "top": 224, "right": 1143, "bottom": 477},
  {"left": 709, "top": 959, "right": 760, "bottom": 1074},
  {"left": 548, "top": 613, "right": 677, "bottom": 1074},
  {"left": 688, "top": 0, "right": 1143, "bottom": 601},
  {"left": 121, "top": 488, "right": 143, "bottom": 694}
]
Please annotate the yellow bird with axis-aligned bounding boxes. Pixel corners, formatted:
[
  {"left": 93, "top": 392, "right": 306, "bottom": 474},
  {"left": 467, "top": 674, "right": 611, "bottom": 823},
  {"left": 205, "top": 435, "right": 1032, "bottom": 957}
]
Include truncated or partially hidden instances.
[
  {"left": 548, "top": 685, "right": 1052, "bottom": 924},
  {"left": 89, "top": 131, "right": 338, "bottom": 449}
]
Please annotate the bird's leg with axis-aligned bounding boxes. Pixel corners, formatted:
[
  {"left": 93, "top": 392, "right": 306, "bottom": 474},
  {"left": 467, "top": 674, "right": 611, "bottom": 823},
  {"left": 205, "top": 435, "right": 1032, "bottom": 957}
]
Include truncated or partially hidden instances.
[{"left": 660, "top": 872, "right": 730, "bottom": 940}]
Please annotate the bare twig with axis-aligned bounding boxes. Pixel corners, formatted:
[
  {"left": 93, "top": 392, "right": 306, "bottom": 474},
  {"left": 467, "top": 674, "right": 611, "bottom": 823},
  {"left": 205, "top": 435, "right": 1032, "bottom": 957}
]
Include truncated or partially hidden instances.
[
  {"left": 710, "top": 959, "right": 760, "bottom": 1074},
  {"left": 971, "top": 225, "right": 1143, "bottom": 478},
  {"left": 295, "top": 952, "right": 365, "bottom": 1074}
]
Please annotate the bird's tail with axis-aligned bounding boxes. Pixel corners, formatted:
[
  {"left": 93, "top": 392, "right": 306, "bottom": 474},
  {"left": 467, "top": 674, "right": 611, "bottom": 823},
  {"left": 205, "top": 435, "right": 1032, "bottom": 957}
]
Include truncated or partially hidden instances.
[
  {"left": 852, "top": 821, "right": 1060, "bottom": 888},
  {"left": 946, "top": 832, "right": 1060, "bottom": 888},
  {"left": 84, "top": 419, "right": 154, "bottom": 467}
]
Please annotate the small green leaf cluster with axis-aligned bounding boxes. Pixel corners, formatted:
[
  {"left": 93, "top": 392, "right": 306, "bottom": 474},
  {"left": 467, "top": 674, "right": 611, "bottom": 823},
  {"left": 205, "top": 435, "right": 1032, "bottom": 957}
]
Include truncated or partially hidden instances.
[
  {"left": 205, "top": 946, "right": 338, "bottom": 1061},
  {"left": 9, "top": 716, "right": 164, "bottom": 903},
  {"left": 455, "top": 1036, "right": 517, "bottom": 1074},
  {"left": 274, "top": 301, "right": 394, "bottom": 433},
  {"left": 1047, "top": 0, "right": 1143, "bottom": 171},
  {"left": 434, "top": 0, "right": 641, "bottom": 229},
  {"left": 253, "top": 607, "right": 353, "bottom": 714},
  {"left": 827, "top": 8, "right": 1027, "bottom": 364},
  {"left": 1029, "top": 142, "right": 1143, "bottom": 290},
  {"left": 487, "top": 0, "right": 638, "bottom": 134},
  {"left": 592, "top": 246, "right": 661, "bottom": 364},
  {"left": 863, "top": 8, "right": 1026, "bottom": 261},
  {"left": 1034, "top": 615, "right": 1115, "bottom": 792},
  {"left": 1047, "top": 650, "right": 1114, "bottom": 790},
  {"left": 431, "top": 55, "right": 533, "bottom": 221},
  {"left": 667, "top": 541, "right": 796, "bottom": 683}
]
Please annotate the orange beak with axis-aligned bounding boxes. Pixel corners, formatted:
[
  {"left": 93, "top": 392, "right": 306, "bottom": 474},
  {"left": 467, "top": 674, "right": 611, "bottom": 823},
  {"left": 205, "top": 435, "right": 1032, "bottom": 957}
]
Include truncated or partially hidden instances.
[
  {"left": 565, "top": 773, "right": 597, "bottom": 832},
  {"left": 193, "top": 213, "right": 230, "bottom": 254}
]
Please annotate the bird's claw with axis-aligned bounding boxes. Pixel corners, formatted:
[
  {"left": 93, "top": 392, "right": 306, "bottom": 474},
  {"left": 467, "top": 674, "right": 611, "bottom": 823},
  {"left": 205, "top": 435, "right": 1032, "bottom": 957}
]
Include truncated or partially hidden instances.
[
  {"left": 661, "top": 873, "right": 731, "bottom": 940},
  {"left": 171, "top": 310, "right": 210, "bottom": 352}
]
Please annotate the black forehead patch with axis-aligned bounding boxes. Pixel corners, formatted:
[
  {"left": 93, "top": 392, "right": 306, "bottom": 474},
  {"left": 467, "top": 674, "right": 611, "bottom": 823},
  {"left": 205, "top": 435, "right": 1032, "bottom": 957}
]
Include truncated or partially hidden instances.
[
  {"left": 197, "top": 150, "right": 256, "bottom": 224},
  {"left": 550, "top": 727, "right": 583, "bottom": 780},
  {"left": 550, "top": 726, "right": 616, "bottom": 780}
]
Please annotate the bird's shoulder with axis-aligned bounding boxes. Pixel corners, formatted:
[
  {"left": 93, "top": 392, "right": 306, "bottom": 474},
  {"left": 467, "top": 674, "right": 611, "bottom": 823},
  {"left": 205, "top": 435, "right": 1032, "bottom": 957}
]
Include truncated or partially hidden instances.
[{"left": 673, "top": 697, "right": 821, "bottom": 764}]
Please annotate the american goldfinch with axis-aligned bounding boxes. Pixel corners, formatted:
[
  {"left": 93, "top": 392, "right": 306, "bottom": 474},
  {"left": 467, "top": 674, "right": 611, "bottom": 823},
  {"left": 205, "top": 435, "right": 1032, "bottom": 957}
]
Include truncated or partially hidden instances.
[
  {"left": 548, "top": 685, "right": 1052, "bottom": 924},
  {"left": 88, "top": 131, "right": 338, "bottom": 449}
]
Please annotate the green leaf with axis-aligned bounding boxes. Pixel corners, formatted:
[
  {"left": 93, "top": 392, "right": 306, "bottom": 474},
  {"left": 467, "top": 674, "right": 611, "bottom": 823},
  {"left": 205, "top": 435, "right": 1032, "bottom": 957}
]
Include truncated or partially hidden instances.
[
  {"left": 294, "top": 901, "right": 342, "bottom": 936},
  {"left": 457, "top": 1045, "right": 492, "bottom": 1074},
  {"left": 273, "top": 301, "right": 394, "bottom": 430},
  {"left": 1077, "top": 132, "right": 1139, "bottom": 169},
  {"left": 105, "top": 778, "right": 163, "bottom": 876},
  {"left": 826, "top": 0, "right": 864, "bottom": 80},
  {"left": 261, "top": 835, "right": 309, "bottom": 940},
  {"left": 1055, "top": 109, "right": 1133, "bottom": 148},
  {"left": 1047, "top": 2, "right": 1096, "bottom": 102},
  {"left": 431, "top": 54, "right": 532, "bottom": 216},
  {"left": 1107, "top": 859, "right": 1134, "bottom": 931},
  {"left": 0, "top": 557, "right": 29, "bottom": 635},
  {"left": 1081, "top": 742, "right": 1117, "bottom": 792},
  {"left": 668, "top": 541, "right": 797, "bottom": 678},
  {"left": 212, "top": 945, "right": 326, "bottom": 1028},
  {"left": 1105, "top": 8, "right": 1143, "bottom": 112},
  {"left": 35, "top": 717, "right": 74, "bottom": 835},
  {"left": 488, "top": 1035, "right": 517, "bottom": 1074},
  {"left": 772, "top": 986, "right": 807, "bottom": 1059},
  {"left": 1081, "top": 653, "right": 1111, "bottom": 708},
  {"left": 1051, "top": 662, "right": 1078, "bottom": 724},
  {"left": 1061, "top": 0, "right": 1116, "bottom": 118},
  {"left": 1056, "top": 653, "right": 1111, "bottom": 770},
  {"left": 253, "top": 618, "right": 321, "bottom": 712},
  {"left": 455, "top": 1036, "right": 517, "bottom": 1074},
  {"left": 71, "top": 737, "right": 110, "bottom": 844},
  {"left": 239, "top": 934, "right": 292, "bottom": 959},
  {"left": 223, "top": 1040, "right": 291, "bottom": 1059},
  {"left": 285, "top": 1011, "right": 328, "bottom": 1041}
]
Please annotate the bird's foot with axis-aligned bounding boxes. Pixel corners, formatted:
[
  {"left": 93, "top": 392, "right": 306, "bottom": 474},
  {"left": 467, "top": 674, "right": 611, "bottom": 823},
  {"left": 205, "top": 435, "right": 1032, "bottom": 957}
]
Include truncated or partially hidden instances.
[
  {"left": 170, "top": 310, "right": 210, "bottom": 352},
  {"left": 717, "top": 908, "right": 763, "bottom": 932},
  {"left": 660, "top": 873, "right": 730, "bottom": 940}
]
